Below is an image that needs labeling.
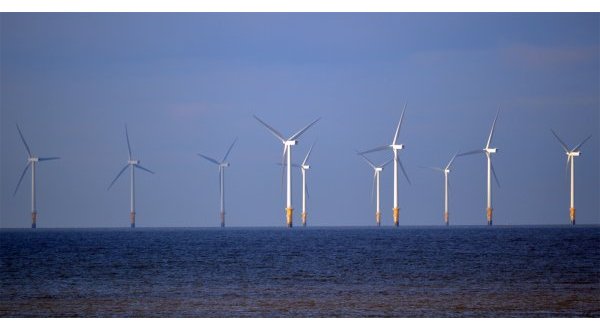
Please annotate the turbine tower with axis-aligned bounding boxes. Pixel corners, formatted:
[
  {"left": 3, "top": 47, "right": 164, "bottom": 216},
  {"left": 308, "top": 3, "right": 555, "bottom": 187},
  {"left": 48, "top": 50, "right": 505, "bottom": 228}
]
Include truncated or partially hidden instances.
[
  {"left": 551, "top": 129, "right": 592, "bottom": 225},
  {"left": 357, "top": 153, "right": 392, "bottom": 226},
  {"left": 422, "top": 153, "right": 459, "bottom": 226},
  {"left": 13, "top": 124, "right": 60, "bottom": 228},
  {"left": 254, "top": 115, "right": 320, "bottom": 228},
  {"left": 197, "top": 137, "right": 237, "bottom": 227},
  {"left": 359, "top": 103, "right": 410, "bottom": 226},
  {"left": 459, "top": 107, "right": 501, "bottom": 226},
  {"left": 108, "top": 125, "right": 154, "bottom": 228}
]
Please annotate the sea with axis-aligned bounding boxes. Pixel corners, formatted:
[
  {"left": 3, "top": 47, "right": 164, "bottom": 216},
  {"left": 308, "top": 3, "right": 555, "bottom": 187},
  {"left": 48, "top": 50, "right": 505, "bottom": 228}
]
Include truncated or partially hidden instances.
[{"left": 0, "top": 226, "right": 599, "bottom": 317}]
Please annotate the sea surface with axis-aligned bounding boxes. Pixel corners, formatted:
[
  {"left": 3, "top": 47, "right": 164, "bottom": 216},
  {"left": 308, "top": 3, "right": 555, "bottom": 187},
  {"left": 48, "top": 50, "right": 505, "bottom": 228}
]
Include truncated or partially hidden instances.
[{"left": 1, "top": 226, "right": 599, "bottom": 317}]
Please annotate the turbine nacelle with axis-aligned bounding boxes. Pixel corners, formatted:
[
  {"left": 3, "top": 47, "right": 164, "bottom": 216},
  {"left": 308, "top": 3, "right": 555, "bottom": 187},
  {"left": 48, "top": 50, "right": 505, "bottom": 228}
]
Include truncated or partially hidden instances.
[
  {"left": 220, "top": 163, "right": 230, "bottom": 167},
  {"left": 302, "top": 164, "right": 310, "bottom": 170},
  {"left": 444, "top": 168, "right": 450, "bottom": 174},
  {"left": 285, "top": 140, "right": 298, "bottom": 146},
  {"left": 375, "top": 167, "right": 383, "bottom": 172},
  {"left": 28, "top": 157, "right": 39, "bottom": 162},
  {"left": 568, "top": 151, "right": 581, "bottom": 157},
  {"left": 485, "top": 148, "right": 498, "bottom": 154},
  {"left": 391, "top": 144, "right": 404, "bottom": 151},
  {"left": 128, "top": 160, "right": 139, "bottom": 165}
]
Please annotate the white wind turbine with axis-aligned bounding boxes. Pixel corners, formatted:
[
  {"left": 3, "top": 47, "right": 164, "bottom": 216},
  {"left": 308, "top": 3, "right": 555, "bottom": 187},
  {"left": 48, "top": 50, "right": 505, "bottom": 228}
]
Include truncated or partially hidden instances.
[
  {"left": 197, "top": 137, "right": 238, "bottom": 227},
  {"left": 108, "top": 125, "right": 154, "bottom": 228},
  {"left": 421, "top": 153, "right": 459, "bottom": 226},
  {"left": 359, "top": 103, "right": 410, "bottom": 226},
  {"left": 13, "top": 124, "right": 60, "bottom": 228},
  {"left": 277, "top": 142, "right": 316, "bottom": 226},
  {"left": 299, "top": 142, "right": 316, "bottom": 227},
  {"left": 459, "top": 107, "right": 500, "bottom": 226},
  {"left": 551, "top": 129, "right": 592, "bottom": 225},
  {"left": 254, "top": 115, "right": 320, "bottom": 227},
  {"left": 357, "top": 153, "right": 392, "bottom": 226}
]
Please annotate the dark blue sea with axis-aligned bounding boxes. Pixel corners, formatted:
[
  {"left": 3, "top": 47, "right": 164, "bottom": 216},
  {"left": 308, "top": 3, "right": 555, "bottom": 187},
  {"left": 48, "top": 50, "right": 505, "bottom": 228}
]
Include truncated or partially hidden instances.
[{"left": 1, "top": 226, "right": 599, "bottom": 317}]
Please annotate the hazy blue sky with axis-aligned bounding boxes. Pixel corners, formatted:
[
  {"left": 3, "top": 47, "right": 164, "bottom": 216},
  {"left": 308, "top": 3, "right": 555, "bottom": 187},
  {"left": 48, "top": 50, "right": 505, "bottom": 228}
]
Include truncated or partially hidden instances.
[{"left": 1, "top": 13, "right": 598, "bottom": 228}]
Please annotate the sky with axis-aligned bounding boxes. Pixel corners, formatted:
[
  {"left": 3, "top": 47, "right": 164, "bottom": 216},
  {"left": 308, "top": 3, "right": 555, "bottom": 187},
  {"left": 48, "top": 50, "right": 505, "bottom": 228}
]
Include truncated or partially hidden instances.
[{"left": 1, "top": 13, "right": 598, "bottom": 228}]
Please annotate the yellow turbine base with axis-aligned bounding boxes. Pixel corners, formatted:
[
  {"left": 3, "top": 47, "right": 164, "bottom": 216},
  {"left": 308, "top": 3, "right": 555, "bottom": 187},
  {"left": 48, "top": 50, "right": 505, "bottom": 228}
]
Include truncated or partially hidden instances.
[
  {"left": 393, "top": 207, "right": 399, "bottom": 227},
  {"left": 486, "top": 208, "right": 493, "bottom": 225},
  {"left": 130, "top": 212, "right": 136, "bottom": 223},
  {"left": 31, "top": 212, "right": 37, "bottom": 228},
  {"left": 220, "top": 212, "right": 225, "bottom": 227},
  {"left": 570, "top": 208, "right": 576, "bottom": 225},
  {"left": 286, "top": 208, "right": 293, "bottom": 228},
  {"left": 376, "top": 212, "right": 381, "bottom": 226},
  {"left": 444, "top": 212, "right": 449, "bottom": 226},
  {"left": 301, "top": 212, "right": 307, "bottom": 226}
]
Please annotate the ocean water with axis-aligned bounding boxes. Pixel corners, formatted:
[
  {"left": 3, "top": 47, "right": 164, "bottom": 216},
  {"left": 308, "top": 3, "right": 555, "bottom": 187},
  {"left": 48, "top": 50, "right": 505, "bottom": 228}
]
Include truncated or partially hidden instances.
[{"left": 0, "top": 226, "right": 598, "bottom": 317}]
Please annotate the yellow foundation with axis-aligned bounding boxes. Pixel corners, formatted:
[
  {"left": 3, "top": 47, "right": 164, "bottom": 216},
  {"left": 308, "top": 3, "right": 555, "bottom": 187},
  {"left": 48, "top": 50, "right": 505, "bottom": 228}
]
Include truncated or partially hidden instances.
[
  {"left": 31, "top": 212, "right": 37, "bottom": 228},
  {"left": 486, "top": 207, "right": 493, "bottom": 225},
  {"left": 376, "top": 212, "right": 381, "bottom": 226},
  {"left": 570, "top": 208, "right": 576, "bottom": 225},
  {"left": 393, "top": 207, "right": 399, "bottom": 227},
  {"left": 286, "top": 208, "right": 293, "bottom": 228},
  {"left": 130, "top": 212, "right": 136, "bottom": 228},
  {"left": 301, "top": 212, "right": 307, "bottom": 226},
  {"left": 444, "top": 212, "right": 449, "bottom": 225}
]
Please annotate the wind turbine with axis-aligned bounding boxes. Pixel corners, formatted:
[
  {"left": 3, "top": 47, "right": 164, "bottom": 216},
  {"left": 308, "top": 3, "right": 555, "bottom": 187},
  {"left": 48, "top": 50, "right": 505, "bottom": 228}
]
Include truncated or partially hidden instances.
[
  {"left": 458, "top": 107, "right": 500, "bottom": 226},
  {"left": 108, "top": 125, "right": 154, "bottom": 228},
  {"left": 357, "top": 153, "right": 392, "bottom": 226},
  {"left": 299, "top": 142, "right": 316, "bottom": 227},
  {"left": 197, "top": 137, "right": 237, "bottom": 227},
  {"left": 551, "top": 129, "right": 592, "bottom": 225},
  {"left": 13, "top": 124, "right": 60, "bottom": 228},
  {"left": 254, "top": 115, "right": 320, "bottom": 227},
  {"left": 359, "top": 103, "right": 410, "bottom": 226},
  {"left": 421, "top": 153, "right": 459, "bottom": 226}
]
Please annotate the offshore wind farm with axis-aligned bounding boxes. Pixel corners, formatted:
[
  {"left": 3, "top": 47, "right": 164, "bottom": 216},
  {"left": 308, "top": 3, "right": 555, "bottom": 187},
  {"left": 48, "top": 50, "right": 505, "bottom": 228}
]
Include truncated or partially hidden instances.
[{"left": 0, "top": 13, "right": 598, "bottom": 318}]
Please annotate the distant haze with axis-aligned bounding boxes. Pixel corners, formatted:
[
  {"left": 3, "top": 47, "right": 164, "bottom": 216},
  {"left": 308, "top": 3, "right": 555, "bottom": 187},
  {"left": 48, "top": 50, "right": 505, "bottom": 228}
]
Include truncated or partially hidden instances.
[{"left": 1, "top": 13, "right": 598, "bottom": 228}]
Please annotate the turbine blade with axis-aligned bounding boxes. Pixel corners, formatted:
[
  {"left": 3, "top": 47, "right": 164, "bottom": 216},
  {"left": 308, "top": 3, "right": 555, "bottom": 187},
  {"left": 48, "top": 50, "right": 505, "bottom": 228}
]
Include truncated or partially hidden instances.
[
  {"left": 572, "top": 134, "right": 592, "bottom": 152},
  {"left": 486, "top": 106, "right": 500, "bottom": 149},
  {"left": 306, "top": 181, "right": 310, "bottom": 200},
  {"left": 16, "top": 124, "right": 32, "bottom": 157},
  {"left": 549, "top": 129, "right": 570, "bottom": 153},
  {"left": 108, "top": 164, "right": 129, "bottom": 190},
  {"left": 135, "top": 164, "right": 155, "bottom": 174},
  {"left": 491, "top": 161, "right": 501, "bottom": 188},
  {"left": 398, "top": 158, "right": 411, "bottom": 185},
  {"left": 379, "top": 157, "right": 394, "bottom": 168},
  {"left": 38, "top": 157, "right": 60, "bottom": 162},
  {"left": 392, "top": 103, "right": 407, "bottom": 145},
  {"left": 371, "top": 172, "right": 376, "bottom": 202},
  {"left": 197, "top": 153, "right": 220, "bottom": 165},
  {"left": 380, "top": 158, "right": 394, "bottom": 168},
  {"left": 445, "top": 153, "right": 458, "bottom": 170},
  {"left": 566, "top": 155, "right": 571, "bottom": 179},
  {"left": 302, "top": 141, "right": 316, "bottom": 166},
  {"left": 420, "top": 166, "right": 444, "bottom": 172},
  {"left": 125, "top": 124, "right": 132, "bottom": 159},
  {"left": 13, "top": 162, "right": 31, "bottom": 196},
  {"left": 457, "top": 149, "right": 484, "bottom": 157},
  {"left": 221, "top": 137, "right": 238, "bottom": 163},
  {"left": 281, "top": 145, "right": 287, "bottom": 194},
  {"left": 289, "top": 117, "right": 321, "bottom": 141},
  {"left": 253, "top": 115, "right": 286, "bottom": 143},
  {"left": 357, "top": 152, "right": 376, "bottom": 169},
  {"left": 277, "top": 162, "right": 300, "bottom": 168},
  {"left": 358, "top": 145, "right": 390, "bottom": 155}
]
